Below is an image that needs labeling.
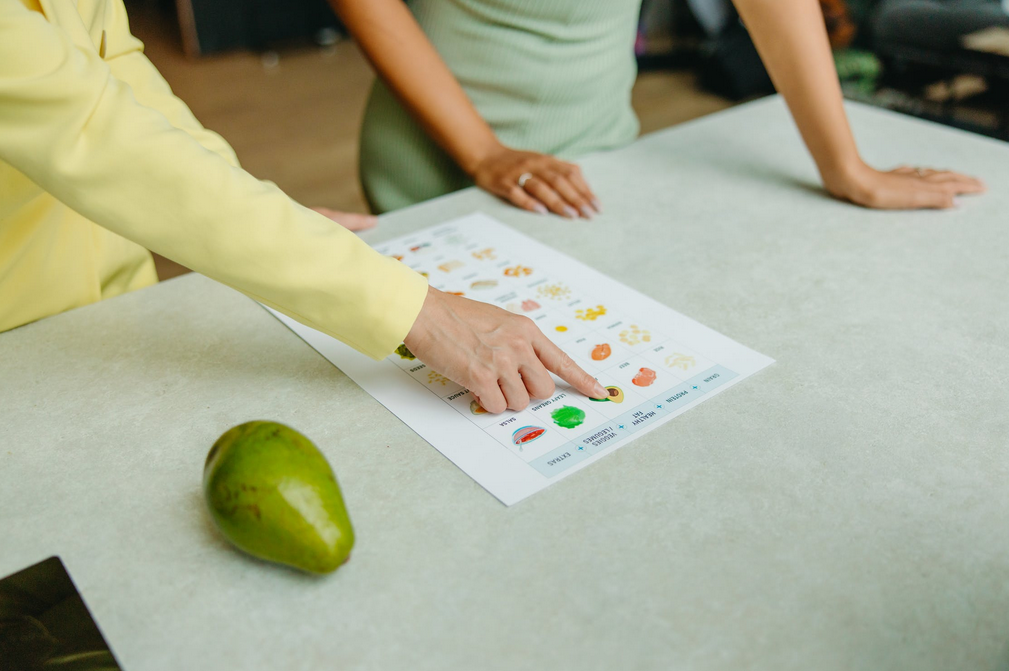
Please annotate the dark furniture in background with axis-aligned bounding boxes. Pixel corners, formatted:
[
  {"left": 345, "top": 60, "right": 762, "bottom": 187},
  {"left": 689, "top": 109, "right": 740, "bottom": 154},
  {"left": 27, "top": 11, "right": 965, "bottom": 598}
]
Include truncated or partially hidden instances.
[
  {"left": 164, "top": 0, "right": 1008, "bottom": 140},
  {"left": 173, "top": 0, "right": 341, "bottom": 55},
  {"left": 646, "top": 0, "right": 1009, "bottom": 140},
  {"left": 872, "top": 0, "right": 1009, "bottom": 137}
]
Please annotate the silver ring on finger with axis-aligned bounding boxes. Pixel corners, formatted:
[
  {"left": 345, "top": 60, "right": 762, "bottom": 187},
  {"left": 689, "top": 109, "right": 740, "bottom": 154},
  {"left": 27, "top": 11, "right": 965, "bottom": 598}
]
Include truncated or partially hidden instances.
[{"left": 517, "top": 172, "right": 533, "bottom": 189}]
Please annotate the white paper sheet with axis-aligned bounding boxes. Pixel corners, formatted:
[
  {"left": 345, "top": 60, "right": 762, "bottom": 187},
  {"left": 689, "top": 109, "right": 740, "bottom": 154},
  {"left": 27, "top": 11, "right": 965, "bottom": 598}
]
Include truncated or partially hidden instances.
[{"left": 268, "top": 213, "right": 774, "bottom": 505}]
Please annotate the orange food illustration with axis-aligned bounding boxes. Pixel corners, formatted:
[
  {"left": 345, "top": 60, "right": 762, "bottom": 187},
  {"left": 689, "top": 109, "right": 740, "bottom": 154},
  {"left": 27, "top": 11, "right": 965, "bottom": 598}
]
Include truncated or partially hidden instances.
[
  {"left": 632, "top": 367, "right": 657, "bottom": 387},
  {"left": 504, "top": 265, "right": 533, "bottom": 277},
  {"left": 591, "top": 344, "right": 612, "bottom": 361}
]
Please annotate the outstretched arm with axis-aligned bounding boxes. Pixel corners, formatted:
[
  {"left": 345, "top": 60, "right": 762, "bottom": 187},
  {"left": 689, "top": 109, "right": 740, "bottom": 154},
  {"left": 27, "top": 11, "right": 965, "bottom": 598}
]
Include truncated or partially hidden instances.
[
  {"left": 330, "top": 0, "right": 598, "bottom": 218},
  {"left": 0, "top": 0, "right": 424, "bottom": 358},
  {"left": 732, "top": 0, "right": 985, "bottom": 209},
  {"left": 0, "top": 0, "right": 605, "bottom": 410}
]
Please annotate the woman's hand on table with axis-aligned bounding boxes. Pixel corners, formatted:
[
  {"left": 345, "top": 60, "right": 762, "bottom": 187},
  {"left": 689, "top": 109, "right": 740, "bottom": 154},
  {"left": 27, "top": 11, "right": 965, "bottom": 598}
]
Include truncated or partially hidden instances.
[
  {"left": 729, "top": 0, "right": 986, "bottom": 213},
  {"left": 404, "top": 287, "right": 608, "bottom": 413},
  {"left": 311, "top": 207, "right": 378, "bottom": 231},
  {"left": 822, "top": 161, "right": 987, "bottom": 210},
  {"left": 332, "top": 0, "right": 601, "bottom": 221},
  {"left": 471, "top": 145, "right": 600, "bottom": 220}
]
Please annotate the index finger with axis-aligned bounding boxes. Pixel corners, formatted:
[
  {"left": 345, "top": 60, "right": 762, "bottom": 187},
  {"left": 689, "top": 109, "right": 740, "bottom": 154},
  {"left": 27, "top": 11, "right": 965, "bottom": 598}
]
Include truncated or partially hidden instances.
[{"left": 531, "top": 334, "right": 608, "bottom": 399}]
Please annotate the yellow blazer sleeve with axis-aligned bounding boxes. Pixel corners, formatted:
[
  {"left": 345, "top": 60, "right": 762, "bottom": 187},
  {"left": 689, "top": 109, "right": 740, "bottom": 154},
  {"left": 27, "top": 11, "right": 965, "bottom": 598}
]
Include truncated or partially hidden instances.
[
  {"left": 101, "top": 0, "right": 239, "bottom": 168},
  {"left": 0, "top": 1, "right": 427, "bottom": 359}
]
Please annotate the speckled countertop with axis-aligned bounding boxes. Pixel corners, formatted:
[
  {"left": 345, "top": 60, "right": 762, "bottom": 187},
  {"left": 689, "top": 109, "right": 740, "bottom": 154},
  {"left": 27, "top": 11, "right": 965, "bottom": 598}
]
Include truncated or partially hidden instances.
[{"left": 3, "top": 98, "right": 1008, "bottom": 671}]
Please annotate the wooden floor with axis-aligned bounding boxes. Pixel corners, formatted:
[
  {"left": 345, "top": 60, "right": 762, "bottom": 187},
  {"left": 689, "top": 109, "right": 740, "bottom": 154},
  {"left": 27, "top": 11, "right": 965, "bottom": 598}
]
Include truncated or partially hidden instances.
[{"left": 128, "top": 5, "right": 733, "bottom": 280}]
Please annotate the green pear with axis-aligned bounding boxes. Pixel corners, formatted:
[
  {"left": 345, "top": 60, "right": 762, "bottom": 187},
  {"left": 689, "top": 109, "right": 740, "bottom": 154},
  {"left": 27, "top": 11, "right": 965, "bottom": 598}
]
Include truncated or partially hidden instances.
[{"left": 203, "top": 421, "right": 354, "bottom": 574}]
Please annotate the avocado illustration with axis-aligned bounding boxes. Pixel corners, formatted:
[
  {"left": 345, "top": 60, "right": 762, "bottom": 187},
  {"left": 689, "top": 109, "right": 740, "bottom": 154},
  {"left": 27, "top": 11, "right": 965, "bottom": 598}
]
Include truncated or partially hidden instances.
[
  {"left": 203, "top": 421, "right": 355, "bottom": 574},
  {"left": 589, "top": 385, "right": 624, "bottom": 403}
]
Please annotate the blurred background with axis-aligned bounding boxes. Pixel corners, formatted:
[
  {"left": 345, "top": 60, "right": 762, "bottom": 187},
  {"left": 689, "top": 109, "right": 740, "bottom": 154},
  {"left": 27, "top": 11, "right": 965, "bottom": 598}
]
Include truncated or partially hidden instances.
[{"left": 132, "top": 0, "right": 1009, "bottom": 280}]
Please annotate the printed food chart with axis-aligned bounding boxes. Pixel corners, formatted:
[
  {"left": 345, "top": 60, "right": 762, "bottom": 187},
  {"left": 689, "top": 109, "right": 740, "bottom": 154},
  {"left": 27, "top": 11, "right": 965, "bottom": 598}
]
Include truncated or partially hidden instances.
[{"left": 268, "top": 213, "right": 773, "bottom": 505}]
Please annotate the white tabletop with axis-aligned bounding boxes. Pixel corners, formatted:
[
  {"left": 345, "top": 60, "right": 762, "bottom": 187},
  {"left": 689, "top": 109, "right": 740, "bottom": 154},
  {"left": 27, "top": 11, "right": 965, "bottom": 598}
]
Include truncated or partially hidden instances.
[{"left": 3, "top": 97, "right": 1008, "bottom": 670}]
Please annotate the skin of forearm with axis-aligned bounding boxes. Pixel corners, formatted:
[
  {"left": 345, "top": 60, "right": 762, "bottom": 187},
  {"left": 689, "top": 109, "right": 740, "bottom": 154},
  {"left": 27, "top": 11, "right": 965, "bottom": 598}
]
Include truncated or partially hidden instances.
[
  {"left": 330, "top": 0, "right": 502, "bottom": 174},
  {"left": 731, "top": 0, "right": 863, "bottom": 183}
]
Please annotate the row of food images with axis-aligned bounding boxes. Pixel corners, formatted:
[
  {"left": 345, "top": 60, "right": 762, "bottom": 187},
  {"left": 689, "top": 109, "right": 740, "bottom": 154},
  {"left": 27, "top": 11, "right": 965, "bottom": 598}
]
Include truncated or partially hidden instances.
[
  {"left": 385, "top": 238, "right": 527, "bottom": 281},
  {"left": 419, "top": 260, "right": 540, "bottom": 295},
  {"left": 392, "top": 235, "right": 559, "bottom": 296},
  {"left": 379, "top": 232, "right": 484, "bottom": 262},
  {"left": 471, "top": 359, "right": 734, "bottom": 463},
  {"left": 461, "top": 357, "right": 704, "bottom": 461},
  {"left": 403, "top": 251, "right": 634, "bottom": 339},
  {"left": 391, "top": 337, "right": 707, "bottom": 392},
  {"left": 383, "top": 236, "right": 604, "bottom": 310},
  {"left": 390, "top": 328, "right": 715, "bottom": 412},
  {"left": 488, "top": 286, "right": 676, "bottom": 360},
  {"left": 387, "top": 334, "right": 718, "bottom": 462},
  {"left": 422, "top": 276, "right": 668, "bottom": 362},
  {"left": 388, "top": 280, "right": 715, "bottom": 388}
]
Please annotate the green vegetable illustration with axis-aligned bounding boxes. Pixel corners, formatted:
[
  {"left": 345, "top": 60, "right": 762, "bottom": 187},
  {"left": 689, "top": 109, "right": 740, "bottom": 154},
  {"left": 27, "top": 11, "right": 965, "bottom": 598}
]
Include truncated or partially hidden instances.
[{"left": 550, "top": 405, "right": 586, "bottom": 429}]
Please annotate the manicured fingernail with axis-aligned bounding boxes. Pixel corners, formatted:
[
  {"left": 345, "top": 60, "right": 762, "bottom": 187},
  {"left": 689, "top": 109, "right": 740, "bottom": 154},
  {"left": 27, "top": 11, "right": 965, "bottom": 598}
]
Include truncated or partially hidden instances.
[
  {"left": 591, "top": 199, "right": 602, "bottom": 213},
  {"left": 593, "top": 382, "right": 608, "bottom": 398},
  {"left": 579, "top": 205, "right": 595, "bottom": 219},
  {"left": 562, "top": 205, "right": 578, "bottom": 219},
  {"left": 533, "top": 203, "right": 548, "bottom": 215}
]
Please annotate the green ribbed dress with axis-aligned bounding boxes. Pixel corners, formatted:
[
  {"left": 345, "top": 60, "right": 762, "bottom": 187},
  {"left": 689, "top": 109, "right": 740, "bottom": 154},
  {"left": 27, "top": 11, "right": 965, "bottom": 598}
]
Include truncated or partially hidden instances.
[{"left": 359, "top": 0, "right": 643, "bottom": 213}]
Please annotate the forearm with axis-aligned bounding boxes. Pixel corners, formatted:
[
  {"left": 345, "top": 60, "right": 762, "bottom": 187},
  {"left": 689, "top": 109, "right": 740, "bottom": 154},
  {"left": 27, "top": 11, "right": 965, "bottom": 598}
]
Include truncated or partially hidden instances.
[
  {"left": 331, "top": 0, "right": 500, "bottom": 174},
  {"left": 732, "top": 0, "right": 861, "bottom": 182}
]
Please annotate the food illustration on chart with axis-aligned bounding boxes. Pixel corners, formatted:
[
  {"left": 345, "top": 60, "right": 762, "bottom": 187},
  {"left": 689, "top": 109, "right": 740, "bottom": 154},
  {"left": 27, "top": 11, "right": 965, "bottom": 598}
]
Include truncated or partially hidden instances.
[
  {"left": 550, "top": 406, "right": 586, "bottom": 429},
  {"left": 537, "top": 282, "right": 572, "bottom": 301},
  {"left": 575, "top": 305, "right": 607, "bottom": 321},
  {"left": 512, "top": 426, "right": 546, "bottom": 448},
  {"left": 266, "top": 213, "right": 774, "bottom": 505},
  {"left": 426, "top": 372, "right": 450, "bottom": 386},
  {"left": 632, "top": 367, "right": 657, "bottom": 387},
  {"left": 590, "top": 386, "right": 625, "bottom": 403}
]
